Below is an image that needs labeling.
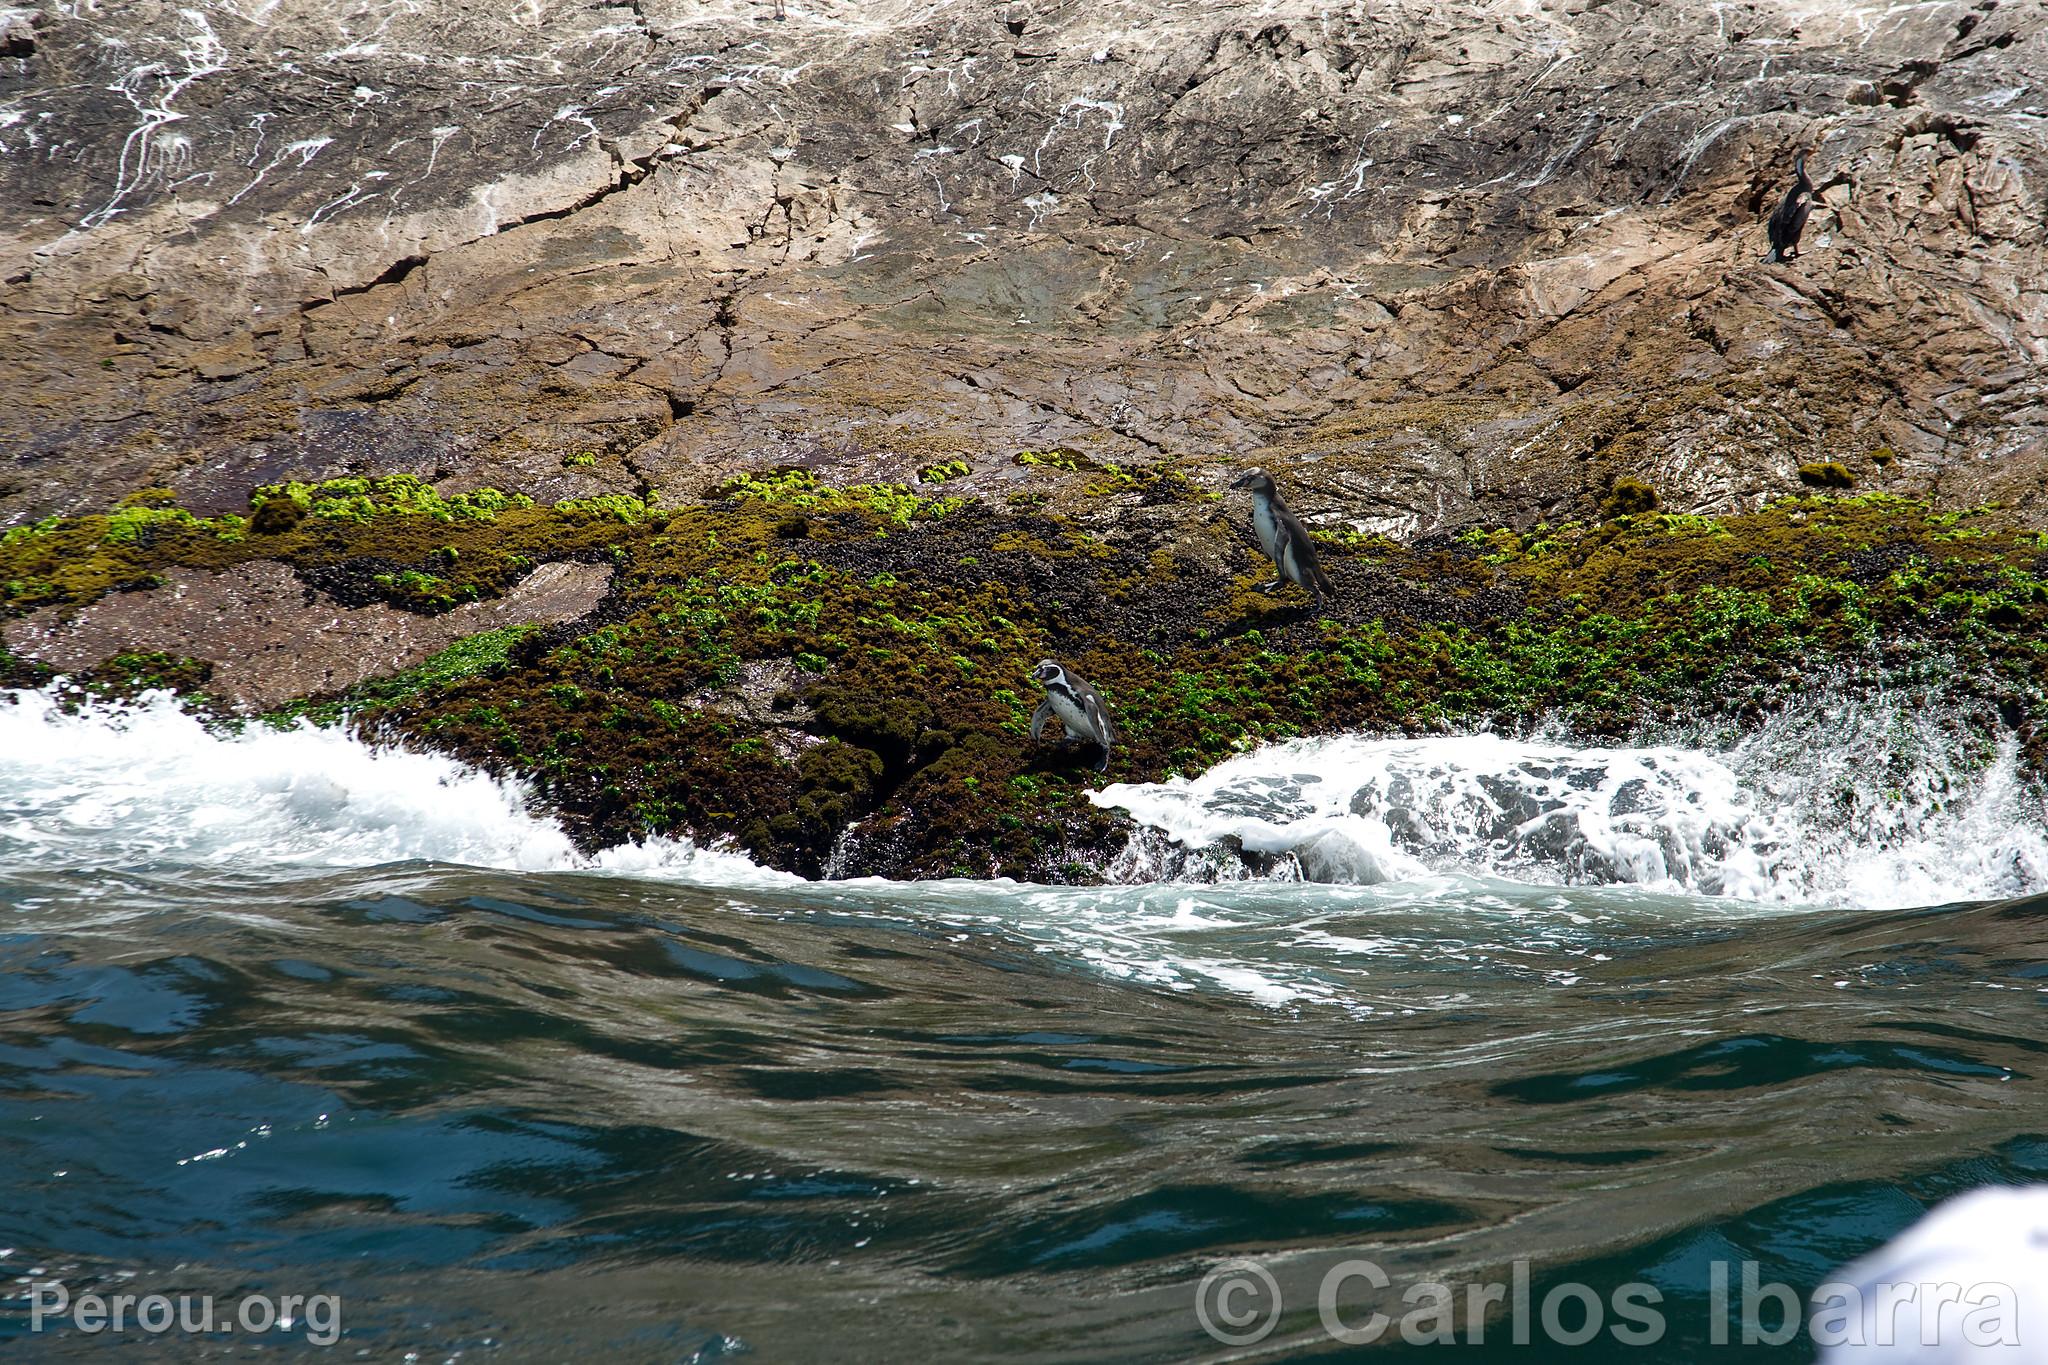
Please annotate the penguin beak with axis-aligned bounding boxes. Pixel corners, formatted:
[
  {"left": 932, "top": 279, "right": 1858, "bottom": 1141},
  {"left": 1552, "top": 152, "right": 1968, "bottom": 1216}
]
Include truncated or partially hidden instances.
[{"left": 1229, "top": 472, "right": 1256, "bottom": 490}]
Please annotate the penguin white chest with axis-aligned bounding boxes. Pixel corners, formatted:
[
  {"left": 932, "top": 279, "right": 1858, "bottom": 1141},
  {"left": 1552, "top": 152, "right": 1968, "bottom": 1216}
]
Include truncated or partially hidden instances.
[
  {"left": 1251, "top": 497, "right": 1283, "bottom": 561},
  {"left": 1048, "top": 689, "right": 1096, "bottom": 742}
]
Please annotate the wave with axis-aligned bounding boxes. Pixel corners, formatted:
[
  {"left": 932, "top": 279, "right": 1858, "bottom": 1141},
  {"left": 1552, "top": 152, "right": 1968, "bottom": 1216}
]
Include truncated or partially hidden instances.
[
  {"left": 5, "top": 687, "right": 2044, "bottom": 914},
  {"left": 1094, "top": 694, "right": 2048, "bottom": 909},
  {"left": 0, "top": 687, "right": 781, "bottom": 885}
]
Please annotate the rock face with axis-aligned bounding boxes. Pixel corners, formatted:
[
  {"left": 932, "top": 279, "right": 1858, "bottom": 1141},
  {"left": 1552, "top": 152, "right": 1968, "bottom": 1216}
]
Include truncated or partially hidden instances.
[
  {"left": 2, "top": 0, "right": 2043, "bottom": 535},
  {"left": 7, "top": 559, "right": 612, "bottom": 707}
]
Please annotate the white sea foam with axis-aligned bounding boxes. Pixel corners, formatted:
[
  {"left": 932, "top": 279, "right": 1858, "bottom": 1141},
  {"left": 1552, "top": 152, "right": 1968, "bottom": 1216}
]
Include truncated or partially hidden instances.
[
  {"left": 6, "top": 685, "right": 2044, "bottom": 918},
  {"left": 0, "top": 688, "right": 578, "bottom": 872},
  {"left": 4, "top": 686, "right": 2041, "bottom": 1012},
  {"left": 0, "top": 687, "right": 793, "bottom": 883},
  {"left": 1094, "top": 697, "right": 2048, "bottom": 909}
]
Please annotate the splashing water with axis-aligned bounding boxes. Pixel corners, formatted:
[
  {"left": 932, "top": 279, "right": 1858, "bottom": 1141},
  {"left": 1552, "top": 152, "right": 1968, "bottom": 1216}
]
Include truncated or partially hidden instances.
[
  {"left": 2, "top": 688, "right": 2046, "bottom": 1362},
  {"left": 4, "top": 687, "right": 2043, "bottom": 913},
  {"left": 1095, "top": 697, "right": 2048, "bottom": 908},
  {"left": 0, "top": 688, "right": 776, "bottom": 884}
]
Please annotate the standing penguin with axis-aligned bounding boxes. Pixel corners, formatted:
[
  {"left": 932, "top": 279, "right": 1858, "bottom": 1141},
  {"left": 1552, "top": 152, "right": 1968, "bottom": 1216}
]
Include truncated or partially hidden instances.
[
  {"left": 1030, "top": 660, "right": 1117, "bottom": 772},
  {"left": 1229, "top": 469, "right": 1336, "bottom": 608},
  {"left": 1762, "top": 152, "right": 1814, "bottom": 264}
]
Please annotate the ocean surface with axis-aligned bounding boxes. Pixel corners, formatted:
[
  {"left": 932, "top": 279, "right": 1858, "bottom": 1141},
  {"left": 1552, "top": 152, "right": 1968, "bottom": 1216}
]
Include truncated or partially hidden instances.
[{"left": 2, "top": 686, "right": 2045, "bottom": 1360}]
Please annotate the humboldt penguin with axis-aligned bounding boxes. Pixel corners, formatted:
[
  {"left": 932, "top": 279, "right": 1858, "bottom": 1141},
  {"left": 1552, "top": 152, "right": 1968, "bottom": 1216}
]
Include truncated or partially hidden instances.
[
  {"left": 1030, "top": 660, "right": 1117, "bottom": 772},
  {"left": 1762, "top": 152, "right": 1814, "bottom": 263},
  {"left": 1230, "top": 469, "right": 1336, "bottom": 608}
]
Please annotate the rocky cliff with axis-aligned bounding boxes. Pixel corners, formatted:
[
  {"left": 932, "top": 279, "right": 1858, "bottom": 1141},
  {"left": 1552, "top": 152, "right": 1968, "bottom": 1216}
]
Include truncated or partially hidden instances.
[
  {"left": 3, "top": 0, "right": 2046, "bottom": 878},
  {"left": 4, "top": 0, "right": 2044, "bottom": 527}
]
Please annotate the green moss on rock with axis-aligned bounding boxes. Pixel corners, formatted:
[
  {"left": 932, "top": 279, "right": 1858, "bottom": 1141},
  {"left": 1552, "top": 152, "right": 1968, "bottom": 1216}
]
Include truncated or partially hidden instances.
[
  {"left": 8, "top": 471, "right": 2046, "bottom": 881},
  {"left": 0, "top": 477, "right": 634, "bottom": 619},
  {"left": 1600, "top": 476, "right": 1660, "bottom": 519},
  {"left": 253, "top": 474, "right": 536, "bottom": 524},
  {"left": 1798, "top": 461, "right": 1856, "bottom": 488},
  {"left": 716, "top": 468, "right": 966, "bottom": 529}
]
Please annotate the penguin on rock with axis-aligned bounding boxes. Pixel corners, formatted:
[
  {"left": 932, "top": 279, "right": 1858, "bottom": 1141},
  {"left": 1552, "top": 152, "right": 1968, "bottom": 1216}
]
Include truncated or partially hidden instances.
[
  {"left": 1029, "top": 660, "right": 1118, "bottom": 772},
  {"left": 1230, "top": 469, "right": 1336, "bottom": 609}
]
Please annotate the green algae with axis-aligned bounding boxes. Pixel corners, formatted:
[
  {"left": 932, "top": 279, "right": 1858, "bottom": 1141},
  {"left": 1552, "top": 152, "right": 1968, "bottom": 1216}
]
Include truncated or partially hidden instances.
[
  {"left": 1014, "top": 449, "right": 1082, "bottom": 472},
  {"left": 265, "top": 624, "right": 540, "bottom": 729},
  {"left": 1798, "top": 461, "right": 1856, "bottom": 488},
  {"left": 0, "top": 477, "right": 621, "bottom": 619},
  {"left": 0, "top": 642, "right": 54, "bottom": 692},
  {"left": 0, "top": 646, "right": 220, "bottom": 711},
  {"left": 392, "top": 488, "right": 2046, "bottom": 876},
  {"left": 553, "top": 492, "right": 661, "bottom": 524},
  {"left": 917, "top": 458, "right": 971, "bottom": 484},
  {"left": 6, "top": 473, "right": 2046, "bottom": 880},
  {"left": 718, "top": 468, "right": 965, "bottom": 529},
  {"left": 1599, "top": 477, "right": 1660, "bottom": 519},
  {"left": 253, "top": 474, "right": 535, "bottom": 524},
  {"left": 81, "top": 651, "right": 221, "bottom": 705}
]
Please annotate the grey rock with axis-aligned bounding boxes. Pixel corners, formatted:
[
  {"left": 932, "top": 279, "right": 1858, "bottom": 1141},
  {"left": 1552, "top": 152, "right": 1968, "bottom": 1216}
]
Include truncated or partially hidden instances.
[{"left": 2, "top": 0, "right": 2044, "bottom": 530}]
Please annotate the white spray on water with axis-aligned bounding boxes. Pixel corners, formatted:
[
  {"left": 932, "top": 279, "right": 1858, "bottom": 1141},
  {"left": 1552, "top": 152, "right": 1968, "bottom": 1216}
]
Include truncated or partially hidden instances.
[
  {"left": 3, "top": 686, "right": 2044, "bottom": 1013},
  {"left": 3, "top": 687, "right": 2043, "bottom": 913},
  {"left": 0, "top": 688, "right": 778, "bottom": 884},
  {"left": 1095, "top": 694, "right": 2048, "bottom": 909}
]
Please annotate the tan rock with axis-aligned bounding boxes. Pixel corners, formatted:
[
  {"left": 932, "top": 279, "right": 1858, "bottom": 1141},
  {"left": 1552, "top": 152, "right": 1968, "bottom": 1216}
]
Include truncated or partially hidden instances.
[
  {"left": 1, "top": 0, "right": 2045, "bottom": 536},
  {"left": 4, "top": 561, "right": 612, "bottom": 709}
]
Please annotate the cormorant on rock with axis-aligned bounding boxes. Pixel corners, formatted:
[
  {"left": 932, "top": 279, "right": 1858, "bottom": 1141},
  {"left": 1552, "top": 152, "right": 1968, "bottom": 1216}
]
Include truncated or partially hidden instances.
[
  {"left": 1763, "top": 152, "right": 1814, "bottom": 264},
  {"left": 1229, "top": 469, "right": 1336, "bottom": 609}
]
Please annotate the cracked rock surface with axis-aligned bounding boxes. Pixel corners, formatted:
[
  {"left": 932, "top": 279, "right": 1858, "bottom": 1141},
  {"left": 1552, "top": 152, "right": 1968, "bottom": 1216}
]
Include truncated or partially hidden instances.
[{"left": 3, "top": 0, "right": 2045, "bottom": 531}]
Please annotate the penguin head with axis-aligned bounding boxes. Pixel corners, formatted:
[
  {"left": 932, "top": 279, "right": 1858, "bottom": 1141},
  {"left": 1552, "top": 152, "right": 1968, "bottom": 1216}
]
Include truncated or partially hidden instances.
[
  {"left": 1032, "top": 660, "right": 1066, "bottom": 686},
  {"left": 1230, "top": 469, "right": 1277, "bottom": 495}
]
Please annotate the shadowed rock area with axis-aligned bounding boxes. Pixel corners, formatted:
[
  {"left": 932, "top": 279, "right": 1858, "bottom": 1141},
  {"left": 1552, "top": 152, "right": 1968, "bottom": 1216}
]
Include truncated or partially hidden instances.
[{"left": 3, "top": 0, "right": 2044, "bottom": 533}]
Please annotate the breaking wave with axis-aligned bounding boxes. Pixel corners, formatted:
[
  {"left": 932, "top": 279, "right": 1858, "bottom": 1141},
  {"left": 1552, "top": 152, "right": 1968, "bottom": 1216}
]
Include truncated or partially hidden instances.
[
  {"left": 1095, "top": 696, "right": 2048, "bottom": 908},
  {"left": 4, "top": 686, "right": 2043, "bottom": 913},
  {"left": 0, "top": 687, "right": 783, "bottom": 885}
]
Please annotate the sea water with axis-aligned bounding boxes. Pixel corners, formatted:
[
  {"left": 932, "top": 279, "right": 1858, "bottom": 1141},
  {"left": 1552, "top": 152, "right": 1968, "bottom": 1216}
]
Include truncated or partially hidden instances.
[{"left": 1, "top": 687, "right": 2043, "bottom": 1359}]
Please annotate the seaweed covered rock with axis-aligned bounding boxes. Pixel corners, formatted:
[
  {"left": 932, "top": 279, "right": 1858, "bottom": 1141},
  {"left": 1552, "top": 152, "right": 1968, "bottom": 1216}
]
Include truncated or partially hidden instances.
[{"left": 5, "top": 469, "right": 2046, "bottom": 880}]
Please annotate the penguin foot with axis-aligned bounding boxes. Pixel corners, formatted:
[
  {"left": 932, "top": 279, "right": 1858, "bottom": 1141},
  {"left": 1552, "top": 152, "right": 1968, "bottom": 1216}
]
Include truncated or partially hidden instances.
[{"left": 1093, "top": 748, "right": 1111, "bottom": 773}]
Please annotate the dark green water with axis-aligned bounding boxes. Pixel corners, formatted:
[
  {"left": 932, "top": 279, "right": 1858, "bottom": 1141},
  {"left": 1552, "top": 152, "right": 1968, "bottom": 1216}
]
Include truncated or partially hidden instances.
[
  {"left": 1, "top": 859, "right": 2042, "bottom": 1361},
  {"left": 3, "top": 690, "right": 2045, "bottom": 1358}
]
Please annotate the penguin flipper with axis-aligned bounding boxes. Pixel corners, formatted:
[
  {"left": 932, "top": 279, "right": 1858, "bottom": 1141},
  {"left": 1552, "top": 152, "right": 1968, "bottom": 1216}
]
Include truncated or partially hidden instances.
[
  {"left": 1083, "top": 691, "right": 1116, "bottom": 750},
  {"left": 1284, "top": 532, "right": 1336, "bottom": 601},
  {"left": 1093, "top": 745, "right": 1111, "bottom": 773},
  {"left": 1308, "top": 554, "right": 1337, "bottom": 598},
  {"left": 1029, "top": 698, "right": 1054, "bottom": 741}
]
